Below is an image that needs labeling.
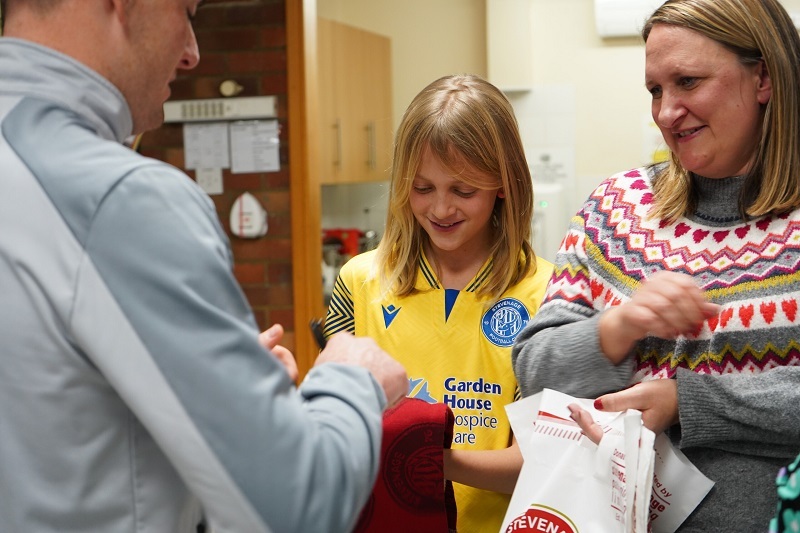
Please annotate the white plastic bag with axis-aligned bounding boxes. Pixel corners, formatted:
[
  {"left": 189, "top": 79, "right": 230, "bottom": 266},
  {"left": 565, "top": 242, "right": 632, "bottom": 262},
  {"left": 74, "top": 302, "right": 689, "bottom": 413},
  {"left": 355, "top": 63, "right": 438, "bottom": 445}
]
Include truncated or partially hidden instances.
[
  {"left": 646, "top": 433, "right": 714, "bottom": 533},
  {"left": 501, "top": 389, "right": 713, "bottom": 533}
]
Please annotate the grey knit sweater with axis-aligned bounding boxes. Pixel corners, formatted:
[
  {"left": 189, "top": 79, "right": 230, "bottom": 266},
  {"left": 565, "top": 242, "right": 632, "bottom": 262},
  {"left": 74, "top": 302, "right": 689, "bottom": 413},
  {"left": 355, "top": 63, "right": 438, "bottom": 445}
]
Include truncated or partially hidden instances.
[{"left": 513, "top": 166, "right": 800, "bottom": 531}]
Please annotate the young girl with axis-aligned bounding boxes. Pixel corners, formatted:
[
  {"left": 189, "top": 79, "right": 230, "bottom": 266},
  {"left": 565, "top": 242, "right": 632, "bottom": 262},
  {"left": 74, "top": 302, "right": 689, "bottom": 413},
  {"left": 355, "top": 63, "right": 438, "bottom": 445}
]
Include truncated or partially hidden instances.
[{"left": 323, "top": 74, "right": 553, "bottom": 533}]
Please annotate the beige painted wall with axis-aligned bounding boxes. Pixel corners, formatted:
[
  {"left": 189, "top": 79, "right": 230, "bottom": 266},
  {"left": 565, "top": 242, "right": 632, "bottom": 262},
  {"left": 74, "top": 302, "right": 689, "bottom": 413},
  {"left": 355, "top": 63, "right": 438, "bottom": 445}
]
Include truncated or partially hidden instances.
[
  {"left": 532, "top": 0, "right": 650, "bottom": 186},
  {"left": 528, "top": 0, "right": 800, "bottom": 200},
  {"left": 317, "top": 0, "right": 487, "bottom": 132},
  {"left": 317, "top": 0, "right": 800, "bottom": 240}
]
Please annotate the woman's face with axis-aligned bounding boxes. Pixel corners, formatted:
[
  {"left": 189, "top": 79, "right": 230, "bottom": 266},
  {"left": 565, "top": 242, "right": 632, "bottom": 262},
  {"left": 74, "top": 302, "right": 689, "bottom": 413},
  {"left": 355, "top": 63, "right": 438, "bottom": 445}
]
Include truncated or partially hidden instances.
[
  {"left": 645, "top": 24, "right": 771, "bottom": 179},
  {"left": 409, "top": 147, "right": 502, "bottom": 261}
]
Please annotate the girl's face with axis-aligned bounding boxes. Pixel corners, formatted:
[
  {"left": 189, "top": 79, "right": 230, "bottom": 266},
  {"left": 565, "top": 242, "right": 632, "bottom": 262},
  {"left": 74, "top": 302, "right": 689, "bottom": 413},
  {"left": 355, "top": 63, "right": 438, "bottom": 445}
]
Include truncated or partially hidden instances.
[
  {"left": 409, "top": 147, "right": 503, "bottom": 261},
  {"left": 645, "top": 24, "right": 771, "bottom": 179}
]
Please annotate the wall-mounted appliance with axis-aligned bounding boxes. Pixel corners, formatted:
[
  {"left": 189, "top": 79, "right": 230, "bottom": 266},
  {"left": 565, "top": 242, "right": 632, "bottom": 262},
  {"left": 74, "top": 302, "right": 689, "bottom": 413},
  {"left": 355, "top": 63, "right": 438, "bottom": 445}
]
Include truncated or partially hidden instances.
[
  {"left": 163, "top": 95, "right": 277, "bottom": 123},
  {"left": 593, "top": 0, "right": 664, "bottom": 38}
]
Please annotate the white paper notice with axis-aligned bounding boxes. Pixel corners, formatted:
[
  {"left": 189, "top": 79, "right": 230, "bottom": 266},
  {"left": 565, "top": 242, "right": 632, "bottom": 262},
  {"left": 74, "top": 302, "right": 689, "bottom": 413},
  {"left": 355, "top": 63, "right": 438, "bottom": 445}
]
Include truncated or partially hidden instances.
[
  {"left": 183, "top": 122, "right": 230, "bottom": 170},
  {"left": 196, "top": 167, "right": 223, "bottom": 195},
  {"left": 230, "top": 119, "right": 280, "bottom": 174}
]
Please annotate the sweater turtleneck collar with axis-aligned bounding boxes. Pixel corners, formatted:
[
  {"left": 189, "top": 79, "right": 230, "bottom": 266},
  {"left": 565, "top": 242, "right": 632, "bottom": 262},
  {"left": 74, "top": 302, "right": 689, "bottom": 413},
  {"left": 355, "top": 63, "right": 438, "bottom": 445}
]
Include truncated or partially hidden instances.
[{"left": 691, "top": 173, "right": 747, "bottom": 225}]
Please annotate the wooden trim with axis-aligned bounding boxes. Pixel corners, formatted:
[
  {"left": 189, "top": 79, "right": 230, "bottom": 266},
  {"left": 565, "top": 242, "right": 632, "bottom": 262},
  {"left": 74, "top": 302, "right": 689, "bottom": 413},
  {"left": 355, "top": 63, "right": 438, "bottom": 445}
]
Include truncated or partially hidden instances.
[{"left": 286, "top": 0, "right": 324, "bottom": 379}]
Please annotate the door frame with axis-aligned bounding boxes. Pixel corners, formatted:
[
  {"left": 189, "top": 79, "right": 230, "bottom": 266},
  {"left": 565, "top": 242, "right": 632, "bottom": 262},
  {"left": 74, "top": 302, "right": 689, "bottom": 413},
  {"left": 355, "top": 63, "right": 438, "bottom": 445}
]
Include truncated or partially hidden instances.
[{"left": 287, "top": 0, "right": 324, "bottom": 377}]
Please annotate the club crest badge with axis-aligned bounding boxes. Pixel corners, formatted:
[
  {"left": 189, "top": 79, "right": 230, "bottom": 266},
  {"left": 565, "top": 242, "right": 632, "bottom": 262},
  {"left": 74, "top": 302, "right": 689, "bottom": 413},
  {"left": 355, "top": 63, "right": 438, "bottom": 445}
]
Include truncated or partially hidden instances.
[{"left": 481, "top": 297, "right": 530, "bottom": 347}]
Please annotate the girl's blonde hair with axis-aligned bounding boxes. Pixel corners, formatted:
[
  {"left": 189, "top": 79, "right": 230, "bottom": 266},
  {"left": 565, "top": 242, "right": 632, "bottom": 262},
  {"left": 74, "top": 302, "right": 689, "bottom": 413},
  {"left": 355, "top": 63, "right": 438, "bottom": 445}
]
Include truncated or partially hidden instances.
[
  {"left": 643, "top": 0, "right": 800, "bottom": 222},
  {"left": 374, "top": 74, "right": 537, "bottom": 302}
]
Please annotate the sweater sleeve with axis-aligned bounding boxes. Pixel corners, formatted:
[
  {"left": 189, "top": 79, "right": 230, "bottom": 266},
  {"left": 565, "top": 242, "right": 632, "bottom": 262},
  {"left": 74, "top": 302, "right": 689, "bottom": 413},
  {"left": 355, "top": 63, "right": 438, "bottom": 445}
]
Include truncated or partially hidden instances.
[
  {"left": 513, "top": 207, "right": 634, "bottom": 399},
  {"left": 676, "top": 366, "right": 800, "bottom": 457}
]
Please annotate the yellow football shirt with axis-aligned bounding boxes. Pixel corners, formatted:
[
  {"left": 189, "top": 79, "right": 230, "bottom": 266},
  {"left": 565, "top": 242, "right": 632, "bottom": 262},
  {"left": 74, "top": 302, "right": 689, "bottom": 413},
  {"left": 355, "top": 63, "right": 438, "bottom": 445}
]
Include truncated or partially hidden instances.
[{"left": 325, "top": 250, "right": 553, "bottom": 533}]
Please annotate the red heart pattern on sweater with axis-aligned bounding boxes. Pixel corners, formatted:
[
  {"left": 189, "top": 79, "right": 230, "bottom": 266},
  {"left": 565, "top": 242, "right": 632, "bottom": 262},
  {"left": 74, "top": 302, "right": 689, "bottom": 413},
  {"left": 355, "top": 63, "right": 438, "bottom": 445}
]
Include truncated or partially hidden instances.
[
  {"left": 760, "top": 302, "right": 776, "bottom": 324},
  {"left": 564, "top": 233, "right": 579, "bottom": 250},
  {"left": 720, "top": 307, "right": 734, "bottom": 328},
  {"left": 713, "top": 230, "right": 729, "bottom": 243},
  {"left": 782, "top": 300, "right": 798, "bottom": 322},
  {"left": 693, "top": 229, "right": 709, "bottom": 243},
  {"left": 707, "top": 302, "right": 796, "bottom": 330},
  {"left": 675, "top": 223, "right": 690, "bottom": 238},
  {"left": 735, "top": 225, "right": 750, "bottom": 239},
  {"left": 740, "top": 304, "right": 754, "bottom": 327},
  {"left": 590, "top": 280, "right": 603, "bottom": 300}
]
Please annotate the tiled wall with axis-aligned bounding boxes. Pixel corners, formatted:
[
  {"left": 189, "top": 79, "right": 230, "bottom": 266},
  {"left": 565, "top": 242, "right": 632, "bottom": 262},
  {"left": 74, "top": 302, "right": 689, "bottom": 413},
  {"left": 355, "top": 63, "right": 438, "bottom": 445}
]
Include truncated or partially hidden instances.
[{"left": 138, "top": 0, "right": 296, "bottom": 346}]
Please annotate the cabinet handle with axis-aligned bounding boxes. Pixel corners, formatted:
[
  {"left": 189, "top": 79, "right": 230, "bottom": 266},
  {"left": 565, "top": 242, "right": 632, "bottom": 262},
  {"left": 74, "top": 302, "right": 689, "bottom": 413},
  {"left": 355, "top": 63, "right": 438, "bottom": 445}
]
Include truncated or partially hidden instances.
[
  {"left": 333, "top": 119, "right": 342, "bottom": 168},
  {"left": 366, "top": 121, "right": 376, "bottom": 170}
]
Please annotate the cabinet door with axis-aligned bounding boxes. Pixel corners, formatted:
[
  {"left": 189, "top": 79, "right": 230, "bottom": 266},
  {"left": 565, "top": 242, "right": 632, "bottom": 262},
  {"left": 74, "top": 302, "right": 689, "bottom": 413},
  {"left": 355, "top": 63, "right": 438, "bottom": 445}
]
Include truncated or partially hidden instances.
[
  {"left": 337, "top": 22, "right": 368, "bottom": 182},
  {"left": 317, "top": 18, "right": 346, "bottom": 183},
  {"left": 361, "top": 29, "right": 393, "bottom": 182},
  {"left": 318, "top": 18, "right": 392, "bottom": 184}
]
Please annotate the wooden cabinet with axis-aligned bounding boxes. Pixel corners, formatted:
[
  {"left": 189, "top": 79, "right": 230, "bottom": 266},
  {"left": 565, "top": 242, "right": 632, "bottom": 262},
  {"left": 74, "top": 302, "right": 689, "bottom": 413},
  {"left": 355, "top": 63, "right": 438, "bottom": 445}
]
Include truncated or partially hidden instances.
[{"left": 318, "top": 18, "right": 393, "bottom": 184}]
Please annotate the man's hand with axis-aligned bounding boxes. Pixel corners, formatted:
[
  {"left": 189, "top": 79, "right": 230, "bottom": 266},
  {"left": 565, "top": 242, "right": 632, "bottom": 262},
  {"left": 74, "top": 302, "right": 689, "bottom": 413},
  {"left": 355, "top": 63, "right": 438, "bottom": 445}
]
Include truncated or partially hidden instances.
[
  {"left": 259, "top": 324, "right": 298, "bottom": 384},
  {"left": 314, "top": 332, "right": 407, "bottom": 407}
]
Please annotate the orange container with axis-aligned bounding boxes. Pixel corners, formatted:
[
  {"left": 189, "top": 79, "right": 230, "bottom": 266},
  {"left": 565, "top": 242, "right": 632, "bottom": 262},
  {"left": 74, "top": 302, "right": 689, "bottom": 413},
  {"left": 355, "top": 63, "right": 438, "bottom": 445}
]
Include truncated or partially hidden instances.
[{"left": 322, "top": 228, "right": 364, "bottom": 257}]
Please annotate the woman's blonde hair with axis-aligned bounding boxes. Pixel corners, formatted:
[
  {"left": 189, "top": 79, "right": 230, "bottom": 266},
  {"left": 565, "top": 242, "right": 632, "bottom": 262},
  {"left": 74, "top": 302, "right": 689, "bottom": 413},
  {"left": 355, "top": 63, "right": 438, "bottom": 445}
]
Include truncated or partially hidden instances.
[
  {"left": 374, "top": 74, "right": 537, "bottom": 301},
  {"left": 643, "top": 0, "right": 800, "bottom": 221}
]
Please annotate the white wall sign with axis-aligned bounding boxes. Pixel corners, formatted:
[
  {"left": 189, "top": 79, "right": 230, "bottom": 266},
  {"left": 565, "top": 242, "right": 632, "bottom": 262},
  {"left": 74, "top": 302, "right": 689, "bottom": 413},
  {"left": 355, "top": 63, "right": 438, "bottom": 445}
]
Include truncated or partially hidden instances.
[
  {"left": 183, "top": 122, "right": 230, "bottom": 170},
  {"left": 230, "top": 120, "right": 280, "bottom": 174}
]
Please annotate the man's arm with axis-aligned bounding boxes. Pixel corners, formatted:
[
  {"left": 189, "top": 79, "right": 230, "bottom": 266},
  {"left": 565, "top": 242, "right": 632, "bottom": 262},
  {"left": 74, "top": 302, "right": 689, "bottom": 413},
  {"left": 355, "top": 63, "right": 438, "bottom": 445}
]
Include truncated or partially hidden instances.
[{"left": 73, "top": 165, "right": 404, "bottom": 532}]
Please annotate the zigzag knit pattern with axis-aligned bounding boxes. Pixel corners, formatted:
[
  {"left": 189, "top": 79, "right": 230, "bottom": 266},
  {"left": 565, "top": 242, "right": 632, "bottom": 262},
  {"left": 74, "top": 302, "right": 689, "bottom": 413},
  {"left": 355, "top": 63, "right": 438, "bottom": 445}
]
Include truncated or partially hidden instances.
[{"left": 546, "top": 167, "right": 800, "bottom": 379}]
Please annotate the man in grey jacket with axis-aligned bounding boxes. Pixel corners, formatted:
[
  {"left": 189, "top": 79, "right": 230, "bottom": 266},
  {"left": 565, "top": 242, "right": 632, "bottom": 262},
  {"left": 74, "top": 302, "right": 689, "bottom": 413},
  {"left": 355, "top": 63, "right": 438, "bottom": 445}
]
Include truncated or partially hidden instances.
[{"left": 0, "top": 1, "right": 406, "bottom": 532}]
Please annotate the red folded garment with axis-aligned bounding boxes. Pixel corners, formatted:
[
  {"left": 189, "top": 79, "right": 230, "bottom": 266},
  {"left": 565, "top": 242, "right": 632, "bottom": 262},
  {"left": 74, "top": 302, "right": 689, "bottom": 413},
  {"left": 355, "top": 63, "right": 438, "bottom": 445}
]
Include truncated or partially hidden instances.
[{"left": 353, "top": 397, "right": 457, "bottom": 533}]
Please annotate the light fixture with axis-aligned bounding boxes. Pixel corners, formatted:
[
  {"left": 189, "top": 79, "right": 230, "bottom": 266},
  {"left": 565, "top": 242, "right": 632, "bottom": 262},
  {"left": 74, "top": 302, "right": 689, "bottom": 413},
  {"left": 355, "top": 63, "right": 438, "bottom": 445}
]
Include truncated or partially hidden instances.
[{"left": 219, "top": 80, "right": 244, "bottom": 97}]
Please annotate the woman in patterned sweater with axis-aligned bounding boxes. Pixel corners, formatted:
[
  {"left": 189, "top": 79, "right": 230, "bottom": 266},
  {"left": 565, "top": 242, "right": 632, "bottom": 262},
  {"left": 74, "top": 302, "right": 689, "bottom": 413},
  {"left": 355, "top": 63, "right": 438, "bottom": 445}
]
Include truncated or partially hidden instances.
[{"left": 512, "top": 0, "right": 800, "bottom": 530}]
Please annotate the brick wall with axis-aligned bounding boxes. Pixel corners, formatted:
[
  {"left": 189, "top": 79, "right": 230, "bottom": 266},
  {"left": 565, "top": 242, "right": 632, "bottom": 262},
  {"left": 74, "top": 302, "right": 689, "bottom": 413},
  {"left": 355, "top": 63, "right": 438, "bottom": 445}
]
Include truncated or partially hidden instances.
[{"left": 138, "top": 0, "right": 297, "bottom": 349}]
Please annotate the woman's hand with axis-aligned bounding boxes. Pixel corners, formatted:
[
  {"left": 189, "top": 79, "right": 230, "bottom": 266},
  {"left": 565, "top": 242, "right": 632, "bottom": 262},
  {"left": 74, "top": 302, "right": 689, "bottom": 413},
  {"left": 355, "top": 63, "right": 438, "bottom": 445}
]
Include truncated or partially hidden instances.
[
  {"left": 593, "top": 379, "right": 679, "bottom": 435},
  {"left": 599, "top": 271, "right": 720, "bottom": 363},
  {"left": 569, "top": 378, "right": 678, "bottom": 443}
]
